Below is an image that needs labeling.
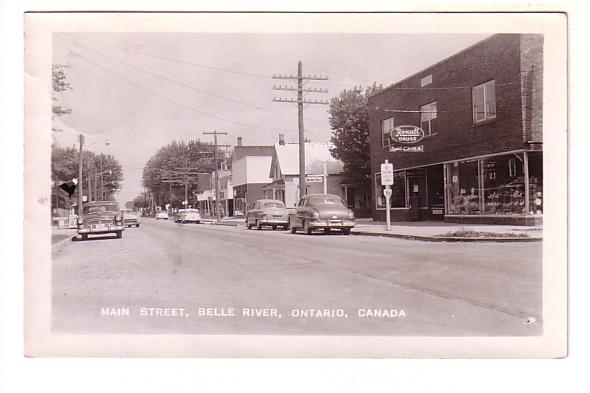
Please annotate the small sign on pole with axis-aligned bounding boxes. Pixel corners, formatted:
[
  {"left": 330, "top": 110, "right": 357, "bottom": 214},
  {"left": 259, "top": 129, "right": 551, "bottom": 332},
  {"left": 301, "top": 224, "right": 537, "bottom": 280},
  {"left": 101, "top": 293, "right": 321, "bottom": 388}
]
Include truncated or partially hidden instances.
[
  {"left": 380, "top": 159, "right": 394, "bottom": 186},
  {"left": 381, "top": 160, "right": 393, "bottom": 231}
]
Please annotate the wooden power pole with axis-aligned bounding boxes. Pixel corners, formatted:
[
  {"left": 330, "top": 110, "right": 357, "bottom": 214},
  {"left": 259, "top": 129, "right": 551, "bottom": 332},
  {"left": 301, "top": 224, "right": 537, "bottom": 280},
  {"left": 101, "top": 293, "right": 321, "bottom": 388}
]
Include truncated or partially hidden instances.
[
  {"left": 272, "top": 61, "right": 328, "bottom": 197},
  {"left": 203, "top": 131, "right": 229, "bottom": 223}
]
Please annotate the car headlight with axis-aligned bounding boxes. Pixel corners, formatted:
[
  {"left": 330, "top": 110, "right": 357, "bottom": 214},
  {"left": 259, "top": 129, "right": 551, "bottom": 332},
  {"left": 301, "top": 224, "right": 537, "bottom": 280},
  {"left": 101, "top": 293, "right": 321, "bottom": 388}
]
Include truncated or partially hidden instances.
[
  {"left": 312, "top": 209, "right": 320, "bottom": 219},
  {"left": 348, "top": 210, "right": 355, "bottom": 219},
  {"left": 115, "top": 214, "right": 122, "bottom": 223}
]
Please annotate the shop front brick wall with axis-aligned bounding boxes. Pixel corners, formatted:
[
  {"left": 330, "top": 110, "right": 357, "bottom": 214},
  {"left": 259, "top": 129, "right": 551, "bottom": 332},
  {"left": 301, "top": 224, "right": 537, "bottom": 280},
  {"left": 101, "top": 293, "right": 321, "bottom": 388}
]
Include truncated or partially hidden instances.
[{"left": 368, "top": 34, "right": 544, "bottom": 176}]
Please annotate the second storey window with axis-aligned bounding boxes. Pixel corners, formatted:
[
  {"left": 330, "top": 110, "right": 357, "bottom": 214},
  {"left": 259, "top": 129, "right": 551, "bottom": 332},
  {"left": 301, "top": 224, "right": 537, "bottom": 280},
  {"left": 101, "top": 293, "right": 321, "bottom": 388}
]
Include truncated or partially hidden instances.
[
  {"left": 472, "top": 80, "right": 496, "bottom": 123},
  {"left": 420, "top": 101, "right": 437, "bottom": 135},
  {"left": 382, "top": 117, "right": 394, "bottom": 148}
]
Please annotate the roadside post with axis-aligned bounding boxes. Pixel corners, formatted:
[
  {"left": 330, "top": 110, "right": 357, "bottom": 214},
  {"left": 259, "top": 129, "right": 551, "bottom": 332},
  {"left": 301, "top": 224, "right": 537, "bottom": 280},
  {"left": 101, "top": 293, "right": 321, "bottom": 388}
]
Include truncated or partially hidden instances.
[{"left": 380, "top": 159, "right": 394, "bottom": 231}]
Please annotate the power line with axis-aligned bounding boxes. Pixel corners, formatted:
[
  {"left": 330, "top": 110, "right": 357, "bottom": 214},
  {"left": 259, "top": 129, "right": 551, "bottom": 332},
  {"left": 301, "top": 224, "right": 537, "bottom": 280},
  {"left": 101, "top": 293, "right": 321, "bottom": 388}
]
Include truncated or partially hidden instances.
[
  {"left": 68, "top": 35, "right": 271, "bottom": 79},
  {"left": 54, "top": 40, "right": 279, "bottom": 131},
  {"left": 56, "top": 35, "right": 293, "bottom": 115}
]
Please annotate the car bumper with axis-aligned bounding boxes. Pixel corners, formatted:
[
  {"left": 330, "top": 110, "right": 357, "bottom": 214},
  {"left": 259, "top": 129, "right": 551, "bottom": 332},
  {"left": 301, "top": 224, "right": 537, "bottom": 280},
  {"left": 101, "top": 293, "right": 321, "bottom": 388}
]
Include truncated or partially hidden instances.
[
  {"left": 259, "top": 219, "right": 289, "bottom": 225},
  {"left": 124, "top": 220, "right": 140, "bottom": 225},
  {"left": 308, "top": 219, "right": 355, "bottom": 229},
  {"left": 78, "top": 225, "right": 125, "bottom": 234}
]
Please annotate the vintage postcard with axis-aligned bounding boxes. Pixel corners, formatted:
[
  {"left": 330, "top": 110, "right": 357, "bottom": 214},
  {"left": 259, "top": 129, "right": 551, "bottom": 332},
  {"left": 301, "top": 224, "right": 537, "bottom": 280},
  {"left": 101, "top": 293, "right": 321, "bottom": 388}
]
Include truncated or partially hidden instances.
[{"left": 24, "top": 12, "right": 567, "bottom": 357}]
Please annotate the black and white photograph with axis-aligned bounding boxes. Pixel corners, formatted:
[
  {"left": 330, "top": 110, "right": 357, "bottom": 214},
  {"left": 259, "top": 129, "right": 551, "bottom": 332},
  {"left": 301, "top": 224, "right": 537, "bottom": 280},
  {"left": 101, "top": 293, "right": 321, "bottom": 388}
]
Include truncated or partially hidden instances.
[{"left": 22, "top": 12, "right": 567, "bottom": 357}]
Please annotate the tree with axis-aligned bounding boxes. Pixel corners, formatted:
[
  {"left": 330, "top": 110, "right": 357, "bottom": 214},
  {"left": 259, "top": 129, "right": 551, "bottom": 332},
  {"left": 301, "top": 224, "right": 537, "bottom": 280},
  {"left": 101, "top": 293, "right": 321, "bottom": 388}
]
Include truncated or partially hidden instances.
[
  {"left": 93, "top": 153, "right": 124, "bottom": 200},
  {"left": 52, "top": 64, "right": 72, "bottom": 133},
  {"left": 328, "top": 84, "right": 382, "bottom": 186},
  {"left": 51, "top": 144, "right": 124, "bottom": 211},
  {"left": 142, "top": 140, "right": 216, "bottom": 209}
]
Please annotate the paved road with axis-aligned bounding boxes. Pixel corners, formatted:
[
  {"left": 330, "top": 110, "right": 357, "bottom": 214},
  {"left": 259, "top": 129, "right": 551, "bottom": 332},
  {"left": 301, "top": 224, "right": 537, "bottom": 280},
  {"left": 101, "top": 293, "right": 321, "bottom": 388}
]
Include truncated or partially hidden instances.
[{"left": 52, "top": 218, "right": 542, "bottom": 336}]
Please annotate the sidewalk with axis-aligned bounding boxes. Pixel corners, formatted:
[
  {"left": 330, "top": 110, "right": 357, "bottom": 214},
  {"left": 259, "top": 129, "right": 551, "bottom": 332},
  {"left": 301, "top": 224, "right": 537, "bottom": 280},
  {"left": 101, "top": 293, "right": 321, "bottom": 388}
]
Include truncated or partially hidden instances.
[
  {"left": 51, "top": 226, "right": 77, "bottom": 245},
  {"left": 203, "top": 216, "right": 542, "bottom": 242}
]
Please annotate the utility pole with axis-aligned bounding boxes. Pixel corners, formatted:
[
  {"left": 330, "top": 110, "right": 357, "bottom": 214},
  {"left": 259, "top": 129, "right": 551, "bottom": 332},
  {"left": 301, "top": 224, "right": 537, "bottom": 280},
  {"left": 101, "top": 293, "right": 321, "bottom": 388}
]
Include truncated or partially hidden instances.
[
  {"left": 272, "top": 61, "right": 328, "bottom": 198},
  {"left": 77, "top": 134, "right": 84, "bottom": 216},
  {"left": 203, "top": 131, "right": 228, "bottom": 223}
]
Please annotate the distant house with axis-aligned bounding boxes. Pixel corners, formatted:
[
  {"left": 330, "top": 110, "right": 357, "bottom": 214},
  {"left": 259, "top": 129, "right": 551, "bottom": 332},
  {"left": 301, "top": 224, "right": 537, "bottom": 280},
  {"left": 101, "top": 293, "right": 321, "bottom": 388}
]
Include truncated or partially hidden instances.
[
  {"left": 195, "top": 169, "right": 232, "bottom": 217},
  {"left": 231, "top": 137, "right": 275, "bottom": 214},
  {"left": 264, "top": 141, "right": 345, "bottom": 208}
]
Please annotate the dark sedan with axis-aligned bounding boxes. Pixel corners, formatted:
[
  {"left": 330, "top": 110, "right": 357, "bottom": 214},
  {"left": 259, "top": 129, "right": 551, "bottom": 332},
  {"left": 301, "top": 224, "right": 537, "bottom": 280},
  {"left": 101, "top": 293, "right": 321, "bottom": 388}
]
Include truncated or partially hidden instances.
[{"left": 289, "top": 194, "right": 355, "bottom": 235}]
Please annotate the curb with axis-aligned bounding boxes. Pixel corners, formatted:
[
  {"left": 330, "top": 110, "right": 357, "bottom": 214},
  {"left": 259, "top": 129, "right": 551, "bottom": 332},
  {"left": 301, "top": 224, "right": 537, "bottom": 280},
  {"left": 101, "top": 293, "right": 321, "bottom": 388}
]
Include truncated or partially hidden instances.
[
  {"left": 51, "top": 233, "right": 76, "bottom": 248},
  {"left": 351, "top": 231, "right": 542, "bottom": 243},
  {"left": 201, "top": 219, "right": 242, "bottom": 227}
]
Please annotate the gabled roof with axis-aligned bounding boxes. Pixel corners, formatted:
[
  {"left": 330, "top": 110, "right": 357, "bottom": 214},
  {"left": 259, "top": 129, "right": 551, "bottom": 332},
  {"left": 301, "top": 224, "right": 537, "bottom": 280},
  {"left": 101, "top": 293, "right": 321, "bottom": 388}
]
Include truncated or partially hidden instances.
[{"left": 273, "top": 142, "right": 344, "bottom": 176}]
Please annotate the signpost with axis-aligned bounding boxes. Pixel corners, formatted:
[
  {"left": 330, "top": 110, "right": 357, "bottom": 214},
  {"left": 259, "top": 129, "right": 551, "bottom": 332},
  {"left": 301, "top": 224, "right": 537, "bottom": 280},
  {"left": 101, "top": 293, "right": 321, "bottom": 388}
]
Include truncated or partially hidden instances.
[{"left": 380, "top": 159, "right": 394, "bottom": 231}]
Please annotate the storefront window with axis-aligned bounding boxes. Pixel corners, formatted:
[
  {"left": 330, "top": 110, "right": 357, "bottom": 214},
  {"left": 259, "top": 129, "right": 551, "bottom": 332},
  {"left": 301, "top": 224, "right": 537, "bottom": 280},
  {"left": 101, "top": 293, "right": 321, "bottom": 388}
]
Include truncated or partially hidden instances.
[
  {"left": 482, "top": 154, "right": 526, "bottom": 215},
  {"left": 527, "top": 152, "right": 543, "bottom": 215},
  {"left": 375, "top": 172, "right": 406, "bottom": 209},
  {"left": 446, "top": 160, "right": 481, "bottom": 215},
  {"left": 446, "top": 153, "right": 539, "bottom": 216}
]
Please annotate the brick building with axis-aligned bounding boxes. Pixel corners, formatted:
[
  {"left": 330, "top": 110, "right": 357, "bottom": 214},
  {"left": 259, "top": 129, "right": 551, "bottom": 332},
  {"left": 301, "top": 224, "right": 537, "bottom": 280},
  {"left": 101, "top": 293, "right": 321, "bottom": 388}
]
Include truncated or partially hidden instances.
[{"left": 368, "top": 34, "right": 543, "bottom": 225}]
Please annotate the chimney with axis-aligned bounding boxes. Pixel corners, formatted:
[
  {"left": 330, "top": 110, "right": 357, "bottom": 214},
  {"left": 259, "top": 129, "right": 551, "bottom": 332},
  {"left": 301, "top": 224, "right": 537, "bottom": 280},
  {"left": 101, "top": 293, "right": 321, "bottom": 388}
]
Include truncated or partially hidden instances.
[
  {"left": 237, "top": 136, "right": 243, "bottom": 147},
  {"left": 278, "top": 134, "right": 285, "bottom": 146}
]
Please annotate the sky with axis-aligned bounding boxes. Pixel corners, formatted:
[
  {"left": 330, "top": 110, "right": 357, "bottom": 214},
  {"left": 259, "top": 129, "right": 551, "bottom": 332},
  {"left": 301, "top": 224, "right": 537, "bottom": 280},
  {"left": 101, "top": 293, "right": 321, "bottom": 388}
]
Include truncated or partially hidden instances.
[{"left": 52, "top": 32, "right": 489, "bottom": 204}]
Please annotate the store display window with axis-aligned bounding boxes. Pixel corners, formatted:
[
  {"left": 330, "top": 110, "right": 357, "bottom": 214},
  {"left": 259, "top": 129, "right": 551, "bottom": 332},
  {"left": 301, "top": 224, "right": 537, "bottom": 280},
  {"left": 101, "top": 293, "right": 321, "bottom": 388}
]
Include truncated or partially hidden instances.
[
  {"left": 445, "top": 152, "right": 542, "bottom": 216},
  {"left": 527, "top": 152, "right": 543, "bottom": 215},
  {"left": 375, "top": 171, "right": 406, "bottom": 209},
  {"left": 446, "top": 160, "right": 481, "bottom": 215},
  {"left": 482, "top": 154, "right": 526, "bottom": 214}
]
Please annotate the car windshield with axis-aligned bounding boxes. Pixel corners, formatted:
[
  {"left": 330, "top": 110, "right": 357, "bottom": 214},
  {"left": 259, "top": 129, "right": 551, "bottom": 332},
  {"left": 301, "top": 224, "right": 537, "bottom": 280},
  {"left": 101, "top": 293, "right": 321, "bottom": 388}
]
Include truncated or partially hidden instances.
[
  {"left": 184, "top": 209, "right": 199, "bottom": 213},
  {"left": 308, "top": 196, "right": 345, "bottom": 206},
  {"left": 84, "top": 204, "right": 118, "bottom": 213},
  {"left": 262, "top": 201, "right": 285, "bottom": 208}
]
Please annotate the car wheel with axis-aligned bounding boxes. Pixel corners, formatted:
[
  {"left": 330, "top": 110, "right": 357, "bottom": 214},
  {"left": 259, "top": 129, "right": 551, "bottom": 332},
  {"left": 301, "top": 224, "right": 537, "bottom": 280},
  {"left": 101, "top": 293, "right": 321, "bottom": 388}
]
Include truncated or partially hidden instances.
[
  {"left": 136, "top": 224, "right": 140, "bottom": 227},
  {"left": 289, "top": 219, "right": 297, "bottom": 234},
  {"left": 304, "top": 220, "right": 312, "bottom": 235},
  {"left": 256, "top": 220, "right": 263, "bottom": 230},
  {"left": 272, "top": 226, "right": 277, "bottom": 230},
  {"left": 324, "top": 228, "right": 331, "bottom": 234},
  {"left": 116, "top": 231, "right": 122, "bottom": 239},
  {"left": 342, "top": 228, "right": 351, "bottom": 235},
  {"left": 81, "top": 234, "right": 88, "bottom": 241}
]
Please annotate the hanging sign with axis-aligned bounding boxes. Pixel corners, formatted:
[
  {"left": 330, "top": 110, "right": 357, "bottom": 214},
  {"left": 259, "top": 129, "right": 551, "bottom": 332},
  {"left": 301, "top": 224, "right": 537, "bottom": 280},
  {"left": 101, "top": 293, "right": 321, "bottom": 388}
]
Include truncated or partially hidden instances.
[
  {"left": 390, "top": 125, "right": 425, "bottom": 144},
  {"left": 390, "top": 145, "right": 424, "bottom": 153}
]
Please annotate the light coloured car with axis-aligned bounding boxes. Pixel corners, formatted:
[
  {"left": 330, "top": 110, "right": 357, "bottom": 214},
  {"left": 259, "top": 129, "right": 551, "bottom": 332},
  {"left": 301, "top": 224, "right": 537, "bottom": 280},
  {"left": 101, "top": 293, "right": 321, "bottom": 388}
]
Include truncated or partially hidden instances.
[
  {"left": 155, "top": 211, "right": 169, "bottom": 220},
  {"left": 246, "top": 199, "right": 289, "bottom": 230},
  {"left": 289, "top": 194, "right": 355, "bottom": 235},
  {"left": 121, "top": 209, "right": 141, "bottom": 227},
  {"left": 77, "top": 201, "right": 125, "bottom": 240},
  {"left": 175, "top": 208, "right": 201, "bottom": 224}
]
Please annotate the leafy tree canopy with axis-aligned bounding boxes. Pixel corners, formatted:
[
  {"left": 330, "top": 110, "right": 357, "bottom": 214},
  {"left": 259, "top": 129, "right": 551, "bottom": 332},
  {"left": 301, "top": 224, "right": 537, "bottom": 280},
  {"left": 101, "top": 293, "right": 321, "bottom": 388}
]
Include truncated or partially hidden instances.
[
  {"left": 328, "top": 83, "right": 382, "bottom": 185},
  {"left": 142, "top": 140, "right": 216, "bottom": 207}
]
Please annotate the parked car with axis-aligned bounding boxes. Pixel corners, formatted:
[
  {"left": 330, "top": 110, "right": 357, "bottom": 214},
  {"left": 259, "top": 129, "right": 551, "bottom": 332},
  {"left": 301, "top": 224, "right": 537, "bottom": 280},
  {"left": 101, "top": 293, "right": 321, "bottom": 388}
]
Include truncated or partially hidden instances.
[
  {"left": 175, "top": 208, "right": 201, "bottom": 224},
  {"left": 289, "top": 193, "right": 355, "bottom": 235},
  {"left": 121, "top": 209, "right": 141, "bottom": 227},
  {"left": 76, "top": 201, "right": 125, "bottom": 240},
  {"left": 155, "top": 211, "right": 169, "bottom": 220},
  {"left": 246, "top": 199, "right": 290, "bottom": 230}
]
